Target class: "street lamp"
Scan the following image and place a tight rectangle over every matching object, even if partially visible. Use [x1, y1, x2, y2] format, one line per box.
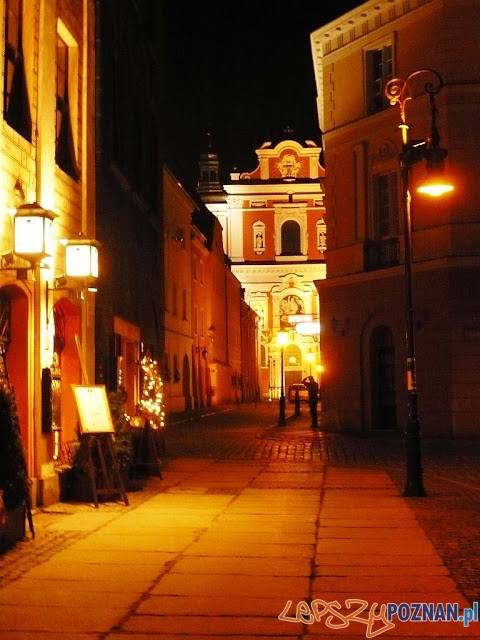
[385, 69, 453, 497]
[306, 350, 315, 376]
[277, 330, 288, 426]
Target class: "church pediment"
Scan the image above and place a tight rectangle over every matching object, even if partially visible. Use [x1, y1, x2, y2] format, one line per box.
[240, 139, 324, 181]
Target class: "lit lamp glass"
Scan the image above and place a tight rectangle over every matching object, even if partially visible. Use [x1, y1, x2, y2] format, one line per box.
[14, 204, 56, 265]
[417, 173, 454, 197]
[417, 148, 454, 197]
[65, 240, 99, 279]
[277, 330, 288, 347]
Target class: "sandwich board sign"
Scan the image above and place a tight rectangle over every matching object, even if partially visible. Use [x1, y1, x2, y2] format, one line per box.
[72, 385, 114, 434]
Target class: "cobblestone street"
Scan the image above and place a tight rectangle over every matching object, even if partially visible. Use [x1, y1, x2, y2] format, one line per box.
[2, 401, 480, 609]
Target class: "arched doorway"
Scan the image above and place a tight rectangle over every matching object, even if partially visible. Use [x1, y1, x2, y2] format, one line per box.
[370, 325, 397, 430]
[0, 285, 29, 464]
[51, 297, 81, 447]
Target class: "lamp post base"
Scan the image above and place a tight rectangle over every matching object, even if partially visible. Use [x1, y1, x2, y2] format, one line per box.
[278, 395, 286, 426]
[403, 418, 427, 497]
[294, 390, 300, 417]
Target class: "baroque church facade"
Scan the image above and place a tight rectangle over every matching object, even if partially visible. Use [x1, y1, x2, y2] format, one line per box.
[198, 133, 326, 401]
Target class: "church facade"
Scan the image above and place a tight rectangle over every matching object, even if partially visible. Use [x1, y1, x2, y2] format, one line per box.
[198, 135, 326, 401]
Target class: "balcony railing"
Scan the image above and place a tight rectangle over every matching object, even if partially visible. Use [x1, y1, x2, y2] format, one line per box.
[364, 237, 400, 271]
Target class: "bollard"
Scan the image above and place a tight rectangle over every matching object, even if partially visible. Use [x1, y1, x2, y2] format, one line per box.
[294, 388, 301, 416]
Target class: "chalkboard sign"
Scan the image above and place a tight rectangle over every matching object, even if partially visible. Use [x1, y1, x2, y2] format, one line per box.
[72, 385, 114, 434]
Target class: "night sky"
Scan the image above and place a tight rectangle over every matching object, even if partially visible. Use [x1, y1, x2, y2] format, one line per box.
[164, 1, 364, 190]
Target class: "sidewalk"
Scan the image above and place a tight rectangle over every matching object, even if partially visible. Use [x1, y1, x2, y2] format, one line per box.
[0, 404, 479, 638]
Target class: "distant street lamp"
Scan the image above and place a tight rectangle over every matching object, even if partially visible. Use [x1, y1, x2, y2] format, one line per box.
[385, 68, 453, 497]
[306, 350, 315, 376]
[277, 330, 288, 426]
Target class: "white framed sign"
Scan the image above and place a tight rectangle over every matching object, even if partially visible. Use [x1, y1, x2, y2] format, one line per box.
[72, 385, 114, 434]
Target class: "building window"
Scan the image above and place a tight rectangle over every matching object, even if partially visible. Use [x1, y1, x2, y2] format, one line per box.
[365, 43, 393, 115]
[56, 33, 79, 179]
[172, 282, 177, 316]
[182, 289, 187, 321]
[281, 220, 301, 256]
[4, 0, 31, 141]
[173, 355, 180, 382]
[373, 171, 399, 238]
[364, 171, 400, 271]
[260, 344, 267, 368]
[163, 352, 171, 382]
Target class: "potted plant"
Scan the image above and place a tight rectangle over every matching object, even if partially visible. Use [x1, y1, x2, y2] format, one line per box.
[0, 385, 31, 551]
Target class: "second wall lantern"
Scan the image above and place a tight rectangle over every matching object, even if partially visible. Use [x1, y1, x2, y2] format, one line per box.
[64, 237, 99, 280]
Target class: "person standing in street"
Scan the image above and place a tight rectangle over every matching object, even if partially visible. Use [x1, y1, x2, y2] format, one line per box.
[302, 375, 319, 429]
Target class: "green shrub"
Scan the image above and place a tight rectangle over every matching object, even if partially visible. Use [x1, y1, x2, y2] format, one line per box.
[0, 386, 30, 510]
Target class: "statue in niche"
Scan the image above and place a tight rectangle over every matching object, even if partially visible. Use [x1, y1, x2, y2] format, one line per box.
[255, 231, 264, 249]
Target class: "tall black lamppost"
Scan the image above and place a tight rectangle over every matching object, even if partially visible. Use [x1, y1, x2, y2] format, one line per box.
[385, 69, 453, 497]
[277, 330, 288, 426]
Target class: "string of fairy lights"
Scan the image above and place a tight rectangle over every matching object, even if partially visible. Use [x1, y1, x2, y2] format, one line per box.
[138, 356, 165, 429]
[118, 354, 166, 429]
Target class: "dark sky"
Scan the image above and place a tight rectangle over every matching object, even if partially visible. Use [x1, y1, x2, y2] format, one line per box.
[164, 1, 364, 189]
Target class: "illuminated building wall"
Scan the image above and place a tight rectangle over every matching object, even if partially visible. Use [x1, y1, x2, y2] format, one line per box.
[0, 0, 96, 505]
[311, 0, 480, 435]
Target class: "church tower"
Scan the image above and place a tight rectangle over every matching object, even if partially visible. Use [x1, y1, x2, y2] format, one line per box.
[197, 132, 226, 202]
[196, 132, 229, 249]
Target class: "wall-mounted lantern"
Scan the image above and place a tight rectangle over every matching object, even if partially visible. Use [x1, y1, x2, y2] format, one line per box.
[64, 238, 99, 280]
[13, 203, 56, 267]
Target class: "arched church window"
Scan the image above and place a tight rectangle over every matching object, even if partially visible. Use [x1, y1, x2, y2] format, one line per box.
[281, 220, 301, 255]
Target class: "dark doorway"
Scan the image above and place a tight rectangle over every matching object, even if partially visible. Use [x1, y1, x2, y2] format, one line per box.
[370, 325, 397, 430]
